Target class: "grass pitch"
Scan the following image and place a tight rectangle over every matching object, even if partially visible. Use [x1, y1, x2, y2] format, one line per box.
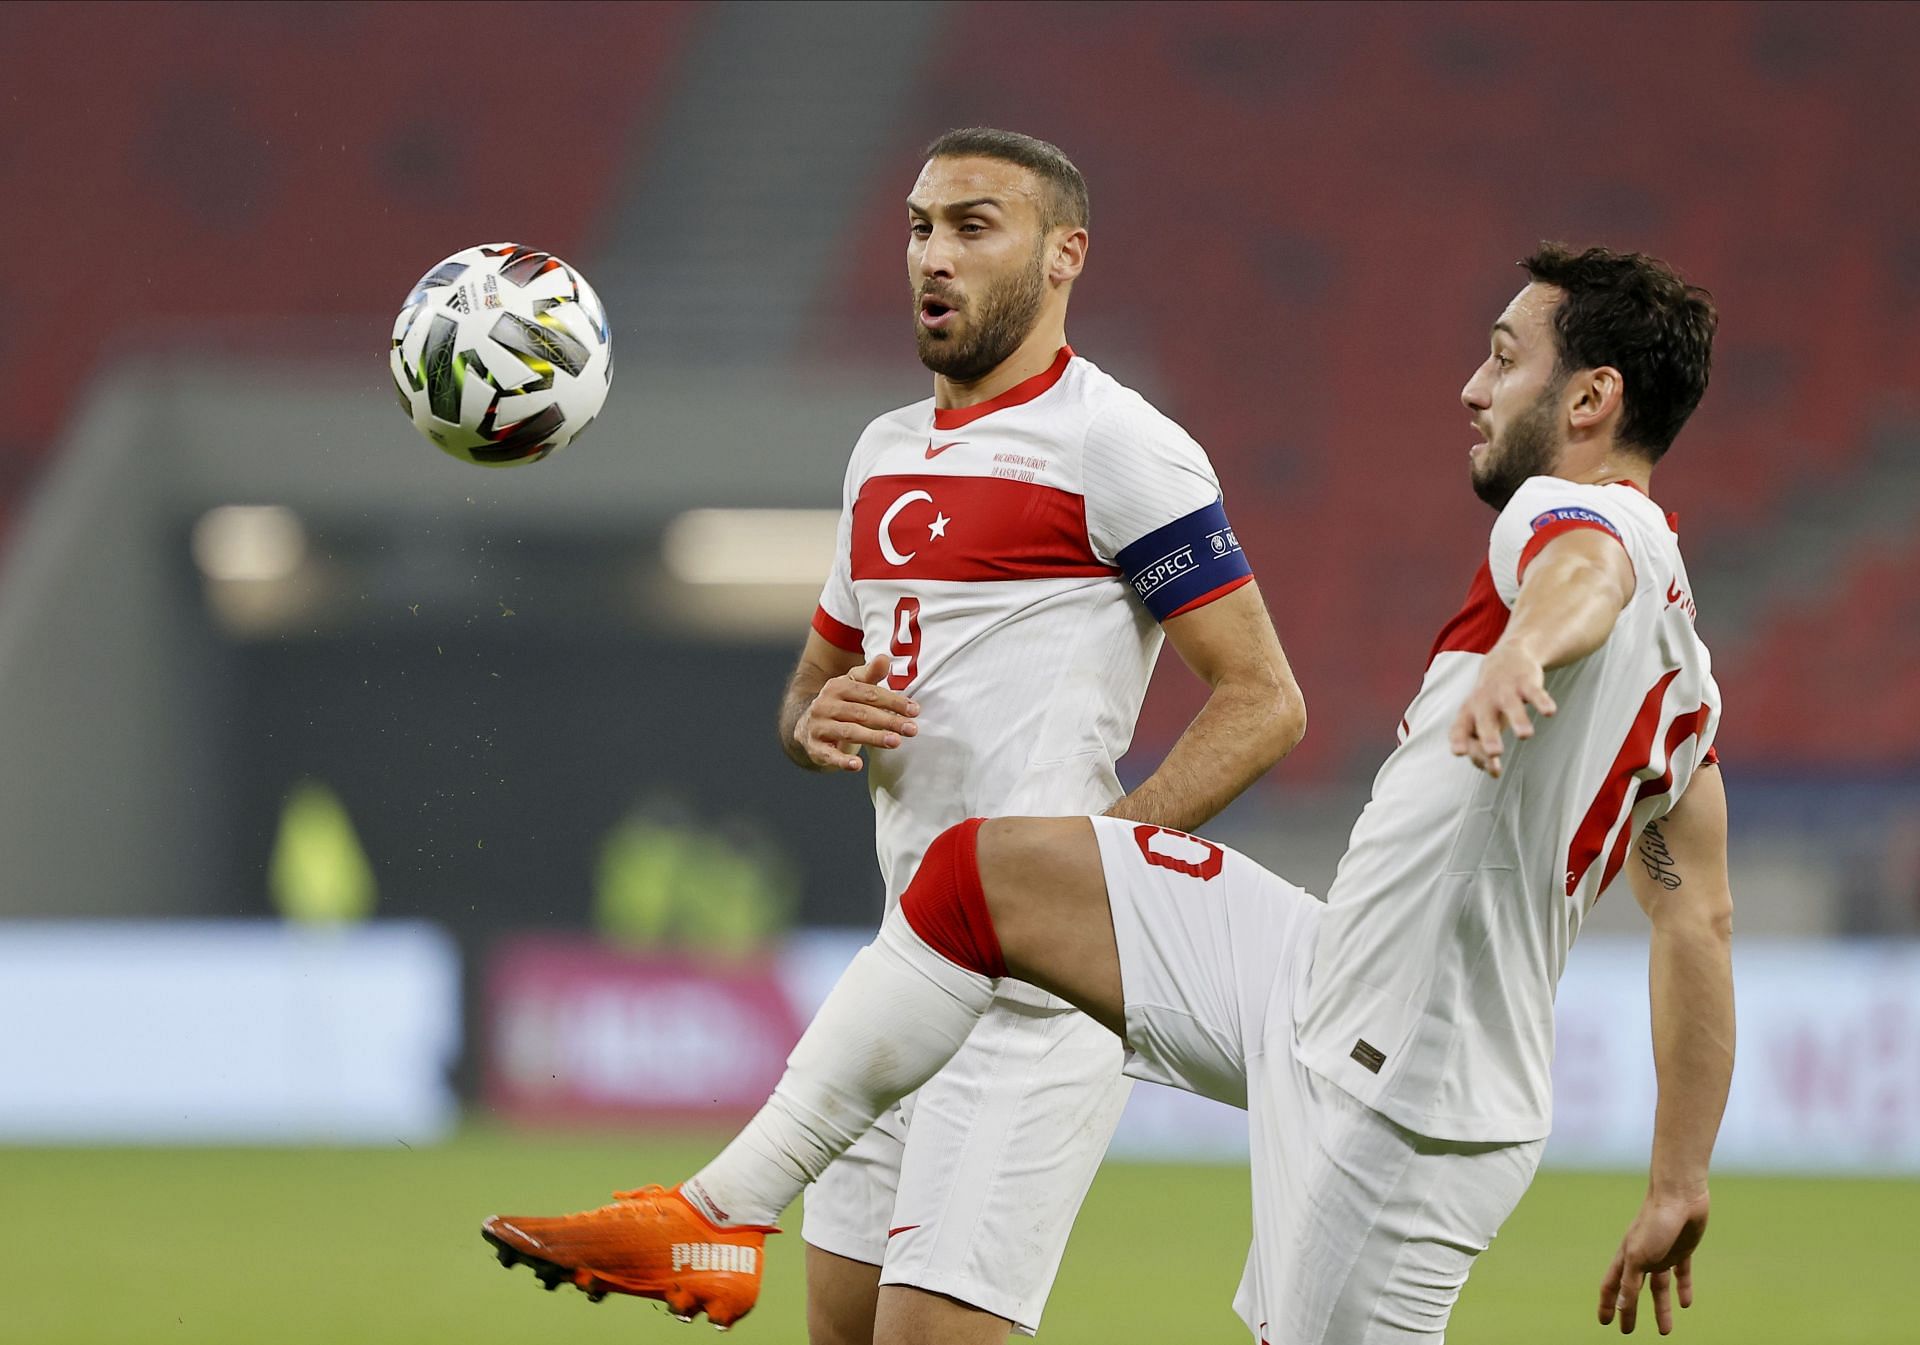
[3, 1126, 1912, 1344]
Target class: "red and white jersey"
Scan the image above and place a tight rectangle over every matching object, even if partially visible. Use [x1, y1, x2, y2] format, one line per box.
[813, 347, 1253, 907]
[1294, 475, 1721, 1143]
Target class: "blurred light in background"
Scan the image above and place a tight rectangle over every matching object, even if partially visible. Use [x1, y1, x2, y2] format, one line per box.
[192, 504, 329, 636]
[653, 508, 840, 639]
[661, 508, 838, 587]
[190, 504, 307, 583]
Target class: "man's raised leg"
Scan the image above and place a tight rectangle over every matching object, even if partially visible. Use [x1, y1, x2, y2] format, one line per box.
[479, 817, 1120, 1328]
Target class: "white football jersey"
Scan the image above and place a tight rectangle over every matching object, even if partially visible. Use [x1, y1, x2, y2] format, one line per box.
[813, 347, 1253, 915]
[1294, 475, 1721, 1143]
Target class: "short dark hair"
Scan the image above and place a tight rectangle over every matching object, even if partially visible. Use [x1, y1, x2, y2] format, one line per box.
[924, 127, 1089, 234]
[1520, 243, 1717, 461]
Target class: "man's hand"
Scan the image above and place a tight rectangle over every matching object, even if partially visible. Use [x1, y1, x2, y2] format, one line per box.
[1449, 526, 1635, 777]
[794, 654, 920, 772]
[1597, 1189, 1709, 1335]
[1448, 640, 1556, 778]
[1607, 771, 1732, 1336]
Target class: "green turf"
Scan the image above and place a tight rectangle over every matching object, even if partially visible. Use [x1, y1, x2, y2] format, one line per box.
[2, 1127, 1913, 1343]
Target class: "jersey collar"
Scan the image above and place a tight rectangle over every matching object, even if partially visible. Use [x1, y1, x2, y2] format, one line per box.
[1602, 478, 1679, 532]
[931, 345, 1074, 431]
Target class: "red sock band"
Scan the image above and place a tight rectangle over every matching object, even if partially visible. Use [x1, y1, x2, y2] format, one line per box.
[899, 817, 1005, 978]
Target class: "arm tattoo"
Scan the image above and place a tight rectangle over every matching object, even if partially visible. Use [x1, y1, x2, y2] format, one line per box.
[1638, 821, 1682, 890]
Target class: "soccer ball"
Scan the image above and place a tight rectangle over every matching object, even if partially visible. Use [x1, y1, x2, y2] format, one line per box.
[389, 243, 612, 467]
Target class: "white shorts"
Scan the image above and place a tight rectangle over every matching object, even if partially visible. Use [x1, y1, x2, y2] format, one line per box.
[801, 978, 1132, 1335]
[1094, 817, 1544, 1344]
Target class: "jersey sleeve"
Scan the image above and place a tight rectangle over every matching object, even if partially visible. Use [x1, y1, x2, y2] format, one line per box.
[811, 449, 864, 654]
[1083, 393, 1253, 622]
[1487, 478, 1636, 606]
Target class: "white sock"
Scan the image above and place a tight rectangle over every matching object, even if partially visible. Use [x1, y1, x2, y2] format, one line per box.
[681, 910, 995, 1227]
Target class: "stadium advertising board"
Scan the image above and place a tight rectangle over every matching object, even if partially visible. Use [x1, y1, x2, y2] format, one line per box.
[486, 933, 1920, 1174]
[1113, 937, 1920, 1173]
[1547, 938, 1920, 1172]
[0, 922, 459, 1143]
[484, 937, 804, 1123]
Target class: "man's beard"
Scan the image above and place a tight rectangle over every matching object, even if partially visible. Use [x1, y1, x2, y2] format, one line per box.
[913, 247, 1049, 382]
[1471, 380, 1565, 509]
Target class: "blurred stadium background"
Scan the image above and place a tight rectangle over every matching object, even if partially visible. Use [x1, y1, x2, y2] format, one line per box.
[3, 2, 1917, 1341]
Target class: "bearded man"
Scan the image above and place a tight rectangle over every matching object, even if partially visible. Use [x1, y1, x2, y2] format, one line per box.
[485, 127, 1304, 1345]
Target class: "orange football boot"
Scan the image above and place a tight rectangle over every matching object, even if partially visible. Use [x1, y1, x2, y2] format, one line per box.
[481, 1183, 776, 1328]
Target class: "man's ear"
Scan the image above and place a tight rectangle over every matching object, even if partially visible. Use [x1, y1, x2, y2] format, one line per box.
[1050, 226, 1088, 286]
[1567, 364, 1624, 434]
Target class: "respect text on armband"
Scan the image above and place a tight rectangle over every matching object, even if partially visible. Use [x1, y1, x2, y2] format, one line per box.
[1115, 502, 1251, 621]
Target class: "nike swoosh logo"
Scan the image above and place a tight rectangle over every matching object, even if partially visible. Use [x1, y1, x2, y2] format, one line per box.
[925, 440, 966, 459]
[887, 1224, 921, 1239]
[1666, 580, 1683, 603]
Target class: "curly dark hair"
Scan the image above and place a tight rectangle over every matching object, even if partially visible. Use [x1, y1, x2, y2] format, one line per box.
[1520, 243, 1717, 461]
[925, 127, 1089, 234]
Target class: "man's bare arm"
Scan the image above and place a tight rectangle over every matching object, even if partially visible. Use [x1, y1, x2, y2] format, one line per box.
[1599, 763, 1735, 1335]
[778, 632, 918, 772]
[1451, 528, 1637, 776]
[1104, 580, 1305, 832]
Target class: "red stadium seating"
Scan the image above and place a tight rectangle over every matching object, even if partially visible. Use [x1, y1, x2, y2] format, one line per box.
[826, 1, 1920, 774]
[1723, 538, 1920, 765]
[6, 3, 1915, 773]
[2, 2, 692, 470]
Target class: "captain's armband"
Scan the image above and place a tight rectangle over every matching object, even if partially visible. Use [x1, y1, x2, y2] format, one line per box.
[1114, 500, 1253, 622]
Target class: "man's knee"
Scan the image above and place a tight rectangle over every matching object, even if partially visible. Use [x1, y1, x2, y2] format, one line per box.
[899, 817, 1004, 978]
[977, 817, 1123, 1029]
[899, 815, 1117, 1024]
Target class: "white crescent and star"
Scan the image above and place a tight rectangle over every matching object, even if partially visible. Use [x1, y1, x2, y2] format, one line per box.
[878, 490, 954, 565]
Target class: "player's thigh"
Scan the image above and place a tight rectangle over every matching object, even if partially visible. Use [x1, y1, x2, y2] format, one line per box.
[805, 1244, 883, 1345]
[976, 816, 1123, 1032]
[1091, 815, 1317, 1109]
